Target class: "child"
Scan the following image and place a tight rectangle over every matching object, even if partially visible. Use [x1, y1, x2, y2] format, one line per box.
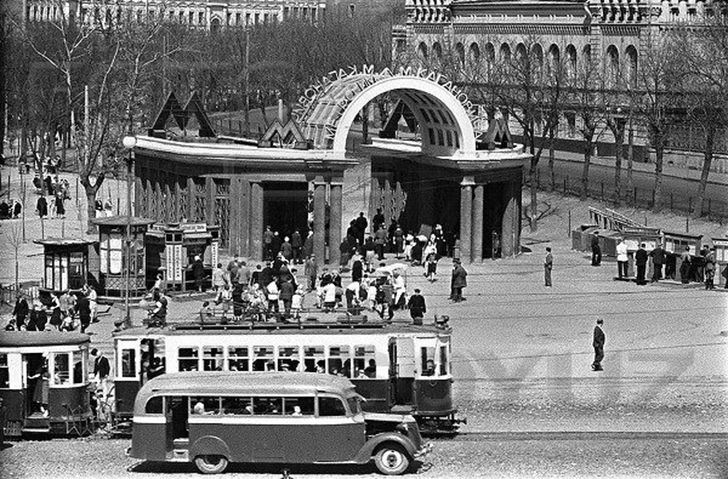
[425, 252, 438, 282]
[291, 286, 305, 321]
[199, 301, 214, 324]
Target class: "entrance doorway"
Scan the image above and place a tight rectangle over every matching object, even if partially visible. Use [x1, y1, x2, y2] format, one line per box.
[263, 183, 309, 240]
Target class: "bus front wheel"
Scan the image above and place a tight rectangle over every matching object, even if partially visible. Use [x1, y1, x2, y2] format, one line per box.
[374, 444, 410, 475]
[194, 455, 229, 474]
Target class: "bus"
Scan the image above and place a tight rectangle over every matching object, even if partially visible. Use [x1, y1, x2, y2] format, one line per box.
[0, 332, 93, 437]
[113, 318, 462, 434]
[128, 371, 432, 475]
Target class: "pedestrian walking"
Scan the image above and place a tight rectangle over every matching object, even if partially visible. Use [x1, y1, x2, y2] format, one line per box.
[450, 260, 468, 301]
[635, 243, 648, 285]
[36, 196, 48, 218]
[212, 263, 227, 291]
[291, 230, 302, 264]
[544, 247, 553, 287]
[592, 319, 605, 371]
[616, 239, 628, 279]
[191, 255, 205, 292]
[591, 235, 602, 266]
[407, 288, 426, 323]
[305, 254, 318, 292]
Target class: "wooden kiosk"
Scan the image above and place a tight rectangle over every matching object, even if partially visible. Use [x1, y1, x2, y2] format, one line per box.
[711, 237, 728, 287]
[621, 227, 662, 277]
[663, 231, 703, 282]
[33, 238, 96, 292]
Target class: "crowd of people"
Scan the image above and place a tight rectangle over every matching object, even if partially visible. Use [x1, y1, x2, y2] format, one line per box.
[5, 285, 99, 333]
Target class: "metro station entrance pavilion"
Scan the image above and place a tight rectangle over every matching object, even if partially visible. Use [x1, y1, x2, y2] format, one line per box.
[130, 67, 530, 264]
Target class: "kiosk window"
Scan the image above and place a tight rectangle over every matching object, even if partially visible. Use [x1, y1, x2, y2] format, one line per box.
[202, 346, 223, 371]
[253, 346, 274, 371]
[319, 397, 346, 416]
[228, 347, 249, 371]
[221, 397, 252, 415]
[53, 352, 70, 384]
[121, 349, 136, 377]
[146, 396, 163, 414]
[178, 347, 199, 371]
[304, 346, 325, 373]
[354, 345, 376, 379]
[0, 353, 8, 388]
[283, 397, 314, 416]
[277, 346, 299, 371]
[328, 346, 350, 377]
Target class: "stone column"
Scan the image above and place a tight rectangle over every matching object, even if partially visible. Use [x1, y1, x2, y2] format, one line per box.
[313, 179, 327, 263]
[329, 180, 343, 267]
[239, 179, 250, 258]
[459, 176, 474, 263]
[249, 181, 264, 261]
[501, 180, 518, 257]
[472, 184, 484, 262]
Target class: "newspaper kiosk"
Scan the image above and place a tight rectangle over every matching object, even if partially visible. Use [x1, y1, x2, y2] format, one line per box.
[663, 231, 703, 282]
[621, 227, 661, 277]
[711, 237, 728, 287]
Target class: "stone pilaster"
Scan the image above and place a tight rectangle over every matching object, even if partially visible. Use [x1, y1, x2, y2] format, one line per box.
[472, 184, 484, 262]
[249, 181, 263, 261]
[329, 180, 343, 266]
[459, 176, 474, 263]
[313, 178, 327, 263]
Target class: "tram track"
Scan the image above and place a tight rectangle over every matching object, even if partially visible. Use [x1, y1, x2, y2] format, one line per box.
[443, 431, 728, 442]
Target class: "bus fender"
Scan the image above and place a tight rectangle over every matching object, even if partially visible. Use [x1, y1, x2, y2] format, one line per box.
[189, 435, 232, 460]
[353, 432, 417, 463]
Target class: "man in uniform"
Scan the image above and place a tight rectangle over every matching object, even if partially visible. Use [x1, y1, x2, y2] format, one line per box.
[592, 319, 605, 371]
[407, 288, 426, 324]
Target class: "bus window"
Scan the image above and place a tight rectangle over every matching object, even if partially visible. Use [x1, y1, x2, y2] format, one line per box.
[120, 348, 136, 378]
[283, 397, 314, 416]
[319, 396, 346, 416]
[253, 397, 282, 415]
[228, 347, 249, 371]
[420, 347, 436, 377]
[277, 346, 299, 371]
[190, 396, 221, 415]
[328, 346, 350, 377]
[178, 347, 199, 371]
[252, 346, 274, 371]
[145, 396, 163, 414]
[221, 397, 252, 415]
[439, 345, 448, 376]
[53, 352, 70, 384]
[354, 345, 376, 379]
[202, 346, 224, 371]
[73, 350, 84, 384]
[0, 353, 9, 388]
[346, 396, 361, 415]
[304, 346, 324, 373]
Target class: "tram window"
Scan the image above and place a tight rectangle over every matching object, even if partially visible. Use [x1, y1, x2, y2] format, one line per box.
[121, 349, 136, 377]
[253, 397, 282, 415]
[145, 396, 163, 414]
[420, 347, 436, 377]
[190, 396, 221, 415]
[283, 397, 314, 416]
[439, 345, 448, 376]
[328, 346, 350, 377]
[252, 346, 274, 371]
[73, 350, 84, 384]
[277, 346, 300, 372]
[354, 345, 376, 379]
[221, 397, 252, 415]
[202, 346, 224, 371]
[319, 396, 346, 416]
[228, 347, 249, 371]
[0, 353, 8, 388]
[304, 345, 324, 373]
[53, 353, 70, 384]
[178, 347, 199, 371]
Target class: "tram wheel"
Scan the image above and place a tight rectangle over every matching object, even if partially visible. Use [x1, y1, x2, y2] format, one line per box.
[194, 455, 229, 474]
[374, 444, 410, 475]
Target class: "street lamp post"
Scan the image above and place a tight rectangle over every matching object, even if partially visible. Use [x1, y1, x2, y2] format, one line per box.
[122, 135, 137, 329]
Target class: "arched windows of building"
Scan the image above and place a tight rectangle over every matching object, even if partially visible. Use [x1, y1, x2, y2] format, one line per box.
[582, 44, 592, 74]
[625, 45, 638, 88]
[468, 42, 481, 67]
[565, 44, 577, 82]
[210, 16, 221, 33]
[418, 42, 429, 62]
[531, 43, 544, 79]
[432, 42, 443, 61]
[547, 44, 560, 82]
[606, 45, 620, 88]
[484, 43, 495, 80]
[455, 42, 465, 67]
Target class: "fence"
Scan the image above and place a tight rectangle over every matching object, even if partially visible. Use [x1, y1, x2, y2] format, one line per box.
[530, 169, 728, 224]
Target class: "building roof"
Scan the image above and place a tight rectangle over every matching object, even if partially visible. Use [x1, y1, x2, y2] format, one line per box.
[91, 215, 157, 227]
[33, 238, 96, 247]
[0, 331, 90, 348]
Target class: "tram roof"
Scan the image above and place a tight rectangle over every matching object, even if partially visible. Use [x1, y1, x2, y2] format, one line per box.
[115, 320, 450, 338]
[0, 331, 91, 348]
[137, 372, 356, 402]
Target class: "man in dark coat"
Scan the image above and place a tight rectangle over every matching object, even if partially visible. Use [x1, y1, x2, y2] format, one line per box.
[12, 294, 29, 330]
[302, 231, 314, 259]
[407, 288, 426, 322]
[304, 255, 318, 292]
[355, 212, 368, 252]
[279, 279, 295, 319]
[77, 293, 91, 333]
[649, 242, 666, 282]
[36, 196, 48, 218]
[635, 243, 648, 285]
[592, 319, 605, 371]
[191, 255, 205, 292]
[372, 208, 385, 234]
[450, 261, 467, 302]
[591, 235, 602, 266]
[290, 230, 303, 264]
[259, 262, 275, 289]
[374, 225, 388, 261]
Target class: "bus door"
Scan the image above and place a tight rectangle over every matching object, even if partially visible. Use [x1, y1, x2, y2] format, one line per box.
[388, 337, 415, 407]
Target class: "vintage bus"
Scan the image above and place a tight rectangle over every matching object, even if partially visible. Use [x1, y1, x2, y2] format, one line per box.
[129, 371, 431, 475]
[0, 332, 93, 437]
[113, 318, 461, 434]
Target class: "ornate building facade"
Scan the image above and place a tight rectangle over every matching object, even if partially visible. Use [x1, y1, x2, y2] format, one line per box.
[394, 0, 727, 161]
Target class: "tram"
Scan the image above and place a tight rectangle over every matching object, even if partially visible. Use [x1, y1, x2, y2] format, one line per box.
[112, 316, 463, 434]
[0, 332, 94, 437]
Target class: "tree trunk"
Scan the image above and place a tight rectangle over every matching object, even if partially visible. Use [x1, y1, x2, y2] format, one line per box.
[85, 187, 99, 235]
[548, 125, 555, 192]
[652, 142, 664, 212]
[580, 133, 594, 201]
[530, 156, 538, 232]
[612, 121, 625, 207]
[626, 125, 634, 206]
[694, 124, 714, 218]
[362, 102, 369, 145]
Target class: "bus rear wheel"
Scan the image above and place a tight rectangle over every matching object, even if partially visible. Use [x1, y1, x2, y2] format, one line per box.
[374, 444, 410, 475]
[194, 455, 229, 474]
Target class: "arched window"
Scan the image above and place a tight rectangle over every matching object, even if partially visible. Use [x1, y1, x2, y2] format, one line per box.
[625, 45, 638, 87]
[606, 45, 619, 87]
[531, 44, 544, 79]
[547, 44, 560, 82]
[500, 43, 511, 62]
[455, 42, 465, 67]
[468, 42, 480, 66]
[395, 39, 407, 60]
[582, 45, 592, 73]
[210, 16, 221, 33]
[418, 42, 428, 61]
[432, 42, 443, 61]
[484, 43, 495, 80]
[565, 44, 577, 82]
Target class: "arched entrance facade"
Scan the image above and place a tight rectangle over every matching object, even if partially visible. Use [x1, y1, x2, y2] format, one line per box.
[130, 69, 529, 265]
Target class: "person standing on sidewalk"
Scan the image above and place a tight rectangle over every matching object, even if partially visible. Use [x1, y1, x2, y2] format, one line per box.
[590, 235, 602, 266]
[544, 247, 553, 287]
[635, 243, 648, 285]
[592, 318, 605, 372]
[616, 239, 629, 279]
[704, 246, 716, 290]
[450, 260, 468, 301]
[649, 242, 666, 282]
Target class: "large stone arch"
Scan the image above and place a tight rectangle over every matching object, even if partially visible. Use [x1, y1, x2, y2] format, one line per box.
[295, 69, 477, 157]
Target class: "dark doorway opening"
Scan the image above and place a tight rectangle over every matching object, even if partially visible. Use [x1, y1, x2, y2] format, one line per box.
[481, 182, 506, 259]
[263, 182, 309, 240]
